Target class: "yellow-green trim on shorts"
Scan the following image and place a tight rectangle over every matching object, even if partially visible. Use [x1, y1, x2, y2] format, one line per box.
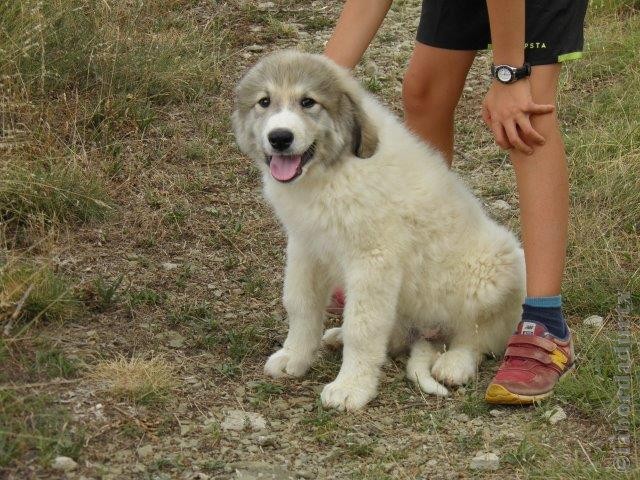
[558, 51, 583, 62]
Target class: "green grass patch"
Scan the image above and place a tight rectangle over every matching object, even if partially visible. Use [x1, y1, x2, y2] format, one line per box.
[0, 161, 110, 230]
[560, 8, 640, 315]
[250, 381, 284, 404]
[0, 390, 84, 468]
[32, 349, 78, 379]
[555, 326, 639, 426]
[0, 0, 228, 102]
[0, 261, 80, 325]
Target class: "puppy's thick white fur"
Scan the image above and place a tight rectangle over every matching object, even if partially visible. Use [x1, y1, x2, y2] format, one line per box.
[233, 51, 525, 411]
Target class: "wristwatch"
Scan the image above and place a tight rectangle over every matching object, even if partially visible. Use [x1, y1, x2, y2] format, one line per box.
[490, 63, 531, 84]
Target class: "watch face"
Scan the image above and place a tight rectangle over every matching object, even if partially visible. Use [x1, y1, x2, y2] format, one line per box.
[497, 67, 513, 83]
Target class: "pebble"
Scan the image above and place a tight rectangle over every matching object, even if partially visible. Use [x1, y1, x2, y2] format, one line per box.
[257, 1, 275, 10]
[469, 452, 500, 470]
[489, 409, 503, 418]
[184, 473, 210, 480]
[232, 461, 294, 480]
[137, 444, 154, 459]
[180, 423, 194, 436]
[51, 456, 78, 471]
[455, 413, 470, 422]
[222, 409, 267, 431]
[583, 314, 604, 328]
[161, 262, 180, 270]
[491, 199, 511, 211]
[166, 331, 185, 348]
[254, 434, 277, 447]
[247, 44, 265, 53]
[544, 406, 567, 425]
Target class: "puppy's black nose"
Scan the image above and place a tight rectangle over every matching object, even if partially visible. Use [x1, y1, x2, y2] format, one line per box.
[268, 128, 294, 151]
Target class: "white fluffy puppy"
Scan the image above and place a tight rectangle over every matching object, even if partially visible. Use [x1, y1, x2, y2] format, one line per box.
[232, 50, 525, 411]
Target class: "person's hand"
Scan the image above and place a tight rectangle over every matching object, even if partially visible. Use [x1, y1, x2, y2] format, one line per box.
[481, 79, 555, 155]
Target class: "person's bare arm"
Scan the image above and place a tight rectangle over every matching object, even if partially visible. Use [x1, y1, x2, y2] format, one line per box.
[482, 0, 555, 154]
[324, 0, 393, 69]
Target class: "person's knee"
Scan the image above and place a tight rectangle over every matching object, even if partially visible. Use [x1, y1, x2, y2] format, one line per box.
[402, 71, 432, 114]
[530, 109, 560, 134]
[402, 70, 457, 117]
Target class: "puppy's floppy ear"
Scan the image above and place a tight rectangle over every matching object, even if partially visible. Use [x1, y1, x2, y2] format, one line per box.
[231, 109, 250, 155]
[339, 79, 379, 158]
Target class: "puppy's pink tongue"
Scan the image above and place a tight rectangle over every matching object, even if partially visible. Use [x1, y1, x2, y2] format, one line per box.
[270, 154, 302, 182]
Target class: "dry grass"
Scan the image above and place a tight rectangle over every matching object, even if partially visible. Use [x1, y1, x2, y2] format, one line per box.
[90, 355, 177, 405]
[0, 0, 637, 477]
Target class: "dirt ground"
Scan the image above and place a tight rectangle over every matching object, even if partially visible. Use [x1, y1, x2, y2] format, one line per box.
[2, 1, 637, 479]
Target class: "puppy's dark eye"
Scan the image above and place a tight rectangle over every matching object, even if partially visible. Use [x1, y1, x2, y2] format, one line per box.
[300, 97, 316, 109]
[258, 97, 270, 108]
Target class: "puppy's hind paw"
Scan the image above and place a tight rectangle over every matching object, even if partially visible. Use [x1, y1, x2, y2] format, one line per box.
[431, 349, 478, 386]
[264, 348, 312, 378]
[322, 327, 343, 350]
[406, 369, 449, 397]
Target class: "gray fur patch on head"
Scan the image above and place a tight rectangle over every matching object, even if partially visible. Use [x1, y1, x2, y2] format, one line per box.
[232, 50, 379, 171]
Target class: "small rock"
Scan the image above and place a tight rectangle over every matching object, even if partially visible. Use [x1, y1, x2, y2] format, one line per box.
[222, 409, 267, 431]
[180, 423, 194, 436]
[489, 409, 503, 418]
[137, 444, 154, 460]
[544, 406, 567, 425]
[254, 434, 276, 447]
[470, 452, 500, 471]
[373, 445, 386, 456]
[491, 199, 511, 211]
[363, 60, 380, 77]
[380, 416, 394, 426]
[426, 459, 438, 467]
[166, 332, 185, 348]
[583, 315, 604, 328]
[257, 2, 275, 10]
[52, 456, 77, 471]
[161, 262, 180, 270]
[247, 44, 265, 53]
[455, 413, 470, 422]
[184, 473, 210, 480]
[464, 86, 473, 93]
[233, 462, 293, 480]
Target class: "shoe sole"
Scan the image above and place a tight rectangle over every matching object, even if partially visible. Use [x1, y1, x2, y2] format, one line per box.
[484, 364, 575, 405]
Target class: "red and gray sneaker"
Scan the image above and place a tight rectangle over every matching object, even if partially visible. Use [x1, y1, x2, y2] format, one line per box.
[485, 320, 575, 405]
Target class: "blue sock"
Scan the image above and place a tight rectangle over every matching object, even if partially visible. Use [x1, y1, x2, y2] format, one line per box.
[522, 295, 568, 339]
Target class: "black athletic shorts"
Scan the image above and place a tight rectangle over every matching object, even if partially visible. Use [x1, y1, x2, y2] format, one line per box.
[416, 0, 588, 65]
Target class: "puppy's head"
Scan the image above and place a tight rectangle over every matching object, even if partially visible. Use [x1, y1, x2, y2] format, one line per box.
[232, 50, 378, 184]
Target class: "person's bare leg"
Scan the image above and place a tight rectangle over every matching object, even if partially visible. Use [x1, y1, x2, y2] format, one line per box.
[402, 43, 476, 164]
[510, 65, 567, 296]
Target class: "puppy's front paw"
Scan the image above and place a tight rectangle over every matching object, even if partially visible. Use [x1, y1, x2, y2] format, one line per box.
[431, 349, 477, 385]
[320, 375, 378, 411]
[264, 348, 313, 378]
